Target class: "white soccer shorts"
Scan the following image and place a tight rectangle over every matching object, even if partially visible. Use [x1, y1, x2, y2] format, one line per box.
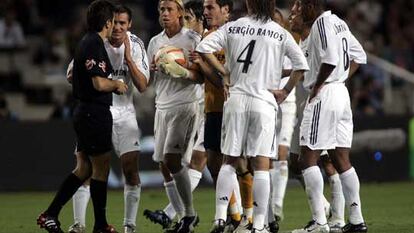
[111, 106, 141, 157]
[153, 102, 198, 163]
[278, 100, 297, 147]
[221, 94, 278, 158]
[300, 83, 353, 150]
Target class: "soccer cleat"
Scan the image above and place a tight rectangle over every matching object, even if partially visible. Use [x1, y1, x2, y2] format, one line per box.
[36, 212, 64, 233]
[123, 225, 136, 233]
[342, 222, 367, 233]
[177, 214, 199, 233]
[291, 220, 330, 233]
[210, 219, 226, 233]
[252, 227, 270, 233]
[143, 209, 172, 229]
[233, 216, 252, 233]
[164, 222, 180, 233]
[268, 220, 280, 233]
[328, 220, 345, 233]
[224, 217, 240, 233]
[68, 222, 86, 233]
[92, 224, 118, 233]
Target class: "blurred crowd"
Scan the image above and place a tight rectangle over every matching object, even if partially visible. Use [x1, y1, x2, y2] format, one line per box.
[0, 0, 413, 121]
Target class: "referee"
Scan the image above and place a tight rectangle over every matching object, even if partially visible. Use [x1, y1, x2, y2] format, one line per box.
[36, 1, 127, 233]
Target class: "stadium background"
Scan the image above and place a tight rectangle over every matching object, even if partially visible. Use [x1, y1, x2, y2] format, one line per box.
[0, 0, 413, 232]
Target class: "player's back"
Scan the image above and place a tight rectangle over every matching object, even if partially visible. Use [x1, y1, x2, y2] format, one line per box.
[223, 17, 303, 106]
[304, 11, 364, 89]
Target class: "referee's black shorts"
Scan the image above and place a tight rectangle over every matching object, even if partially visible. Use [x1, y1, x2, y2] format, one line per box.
[73, 103, 112, 155]
[204, 112, 223, 152]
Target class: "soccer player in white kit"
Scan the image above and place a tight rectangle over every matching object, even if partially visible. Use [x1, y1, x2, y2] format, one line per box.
[293, 0, 368, 232]
[196, 0, 308, 232]
[67, 5, 150, 233]
[147, 0, 202, 232]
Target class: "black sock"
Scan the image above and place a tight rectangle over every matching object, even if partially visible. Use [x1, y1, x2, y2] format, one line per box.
[90, 179, 108, 229]
[46, 173, 83, 217]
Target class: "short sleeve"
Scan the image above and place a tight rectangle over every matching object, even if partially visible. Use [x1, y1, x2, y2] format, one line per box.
[83, 39, 112, 78]
[130, 34, 150, 81]
[196, 24, 228, 53]
[313, 17, 339, 66]
[349, 33, 367, 64]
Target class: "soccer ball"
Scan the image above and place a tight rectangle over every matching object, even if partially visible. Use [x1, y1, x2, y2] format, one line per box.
[155, 45, 187, 67]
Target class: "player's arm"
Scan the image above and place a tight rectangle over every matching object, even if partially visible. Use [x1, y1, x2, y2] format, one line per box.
[124, 36, 149, 93]
[348, 33, 367, 78]
[273, 32, 309, 103]
[189, 51, 222, 87]
[92, 76, 128, 94]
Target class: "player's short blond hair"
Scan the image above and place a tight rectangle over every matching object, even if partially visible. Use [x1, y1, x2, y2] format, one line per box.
[158, 0, 185, 26]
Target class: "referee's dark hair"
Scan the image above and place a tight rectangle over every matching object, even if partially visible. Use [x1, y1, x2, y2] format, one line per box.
[115, 4, 133, 22]
[87, 0, 116, 32]
[217, 0, 233, 12]
[247, 0, 275, 22]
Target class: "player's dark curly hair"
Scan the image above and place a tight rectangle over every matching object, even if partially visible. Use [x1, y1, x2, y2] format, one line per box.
[247, 0, 275, 22]
[184, 0, 204, 22]
[87, 0, 115, 32]
[115, 4, 133, 22]
[216, 0, 233, 12]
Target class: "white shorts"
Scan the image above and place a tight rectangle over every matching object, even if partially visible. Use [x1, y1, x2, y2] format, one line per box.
[221, 94, 278, 158]
[153, 102, 198, 163]
[278, 100, 297, 147]
[111, 106, 141, 157]
[300, 83, 353, 150]
[193, 106, 205, 152]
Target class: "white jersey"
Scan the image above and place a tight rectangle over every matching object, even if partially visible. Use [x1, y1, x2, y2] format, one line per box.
[196, 16, 308, 108]
[147, 27, 201, 109]
[303, 11, 367, 90]
[105, 31, 150, 108]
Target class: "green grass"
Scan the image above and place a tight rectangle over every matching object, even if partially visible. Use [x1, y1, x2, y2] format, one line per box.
[1, 182, 413, 233]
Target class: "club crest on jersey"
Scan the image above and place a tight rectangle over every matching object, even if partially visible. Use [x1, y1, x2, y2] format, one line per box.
[99, 61, 107, 72]
[85, 59, 96, 70]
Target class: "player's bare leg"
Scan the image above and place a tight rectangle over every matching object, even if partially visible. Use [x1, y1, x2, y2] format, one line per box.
[322, 153, 345, 232]
[329, 148, 367, 233]
[121, 151, 141, 232]
[207, 149, 224, 186]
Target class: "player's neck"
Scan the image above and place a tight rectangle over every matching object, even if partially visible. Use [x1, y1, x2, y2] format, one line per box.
[109, 38, 123, 48]
[301, 28, 310, 40]
[98, 29, 108, 41]
[165, 24, 182, 38]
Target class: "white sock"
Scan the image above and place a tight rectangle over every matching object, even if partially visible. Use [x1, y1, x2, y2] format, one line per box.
[172, 167, 195, 216]
[72, 185, 90, 226]
[123, 184, 141, 227]
[303, 166, 327, 225]
[234, 178, 242, 214]
[164, 180, 184, 220]
[328, 174, 345, 224]
[188, 168, 202, 192]
[267, 186, 275, 223]
[215, 164, 237, 221]
[340, 167, 364, 224]
[252, 171, 270, 230]
[271, 161, 288, 219]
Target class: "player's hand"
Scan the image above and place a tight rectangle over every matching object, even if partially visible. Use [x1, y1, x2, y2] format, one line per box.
[124, 36, 133, 62]
[114, 80, 128, 95]
[188, 50, 202, 64]
[270, 89, 289, 104]
[309, 84, 323, 103]
[222, 74, 231, 101]
[150, 56, 158, 72]
[160, 60, 191, 79]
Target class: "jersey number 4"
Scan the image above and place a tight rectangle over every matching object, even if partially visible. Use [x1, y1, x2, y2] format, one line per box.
[237, 40, 256, 73]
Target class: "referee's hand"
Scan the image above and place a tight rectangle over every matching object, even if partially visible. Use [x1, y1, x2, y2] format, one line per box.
[114, 80, 128, 95]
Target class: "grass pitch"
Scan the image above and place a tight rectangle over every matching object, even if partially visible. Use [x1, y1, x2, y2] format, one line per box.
[1, 182, 413, 233]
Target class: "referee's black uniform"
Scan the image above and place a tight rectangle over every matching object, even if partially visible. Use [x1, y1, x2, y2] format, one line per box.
[72, 32, 113, 155]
